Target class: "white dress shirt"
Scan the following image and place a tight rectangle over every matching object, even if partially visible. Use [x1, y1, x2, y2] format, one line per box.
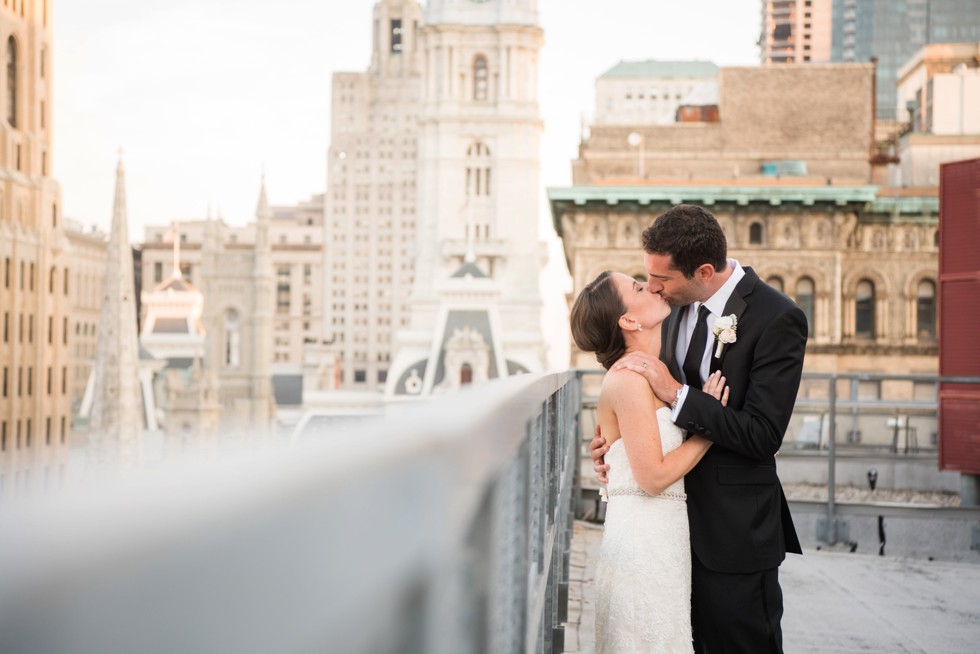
[670, 260, 745, 421]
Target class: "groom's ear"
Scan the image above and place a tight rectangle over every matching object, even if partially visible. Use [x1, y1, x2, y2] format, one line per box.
[696, 263, 716, 282]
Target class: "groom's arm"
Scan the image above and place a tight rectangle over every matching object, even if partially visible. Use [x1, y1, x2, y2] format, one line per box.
[675, 306, 807, 460]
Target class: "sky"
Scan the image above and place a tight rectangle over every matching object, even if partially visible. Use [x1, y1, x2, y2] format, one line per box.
[54, 0, 760, 232]
[53, 0, 761, 369]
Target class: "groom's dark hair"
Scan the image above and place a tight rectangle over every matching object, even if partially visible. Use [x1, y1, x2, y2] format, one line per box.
[641, 204, 727, 278]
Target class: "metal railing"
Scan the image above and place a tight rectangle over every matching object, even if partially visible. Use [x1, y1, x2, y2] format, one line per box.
[794, 373, 980, 545]
[0, 372, 581, 654]
[575, 370, 980, 553]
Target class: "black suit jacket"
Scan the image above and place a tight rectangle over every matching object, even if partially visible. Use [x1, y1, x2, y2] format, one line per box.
[662, 267, 805, 573]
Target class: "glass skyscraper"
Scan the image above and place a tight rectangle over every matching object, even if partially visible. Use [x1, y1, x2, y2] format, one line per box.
[831, 0, 980, 118]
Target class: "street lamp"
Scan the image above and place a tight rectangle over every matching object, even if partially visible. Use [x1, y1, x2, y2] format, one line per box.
[627, 132, 645, 179]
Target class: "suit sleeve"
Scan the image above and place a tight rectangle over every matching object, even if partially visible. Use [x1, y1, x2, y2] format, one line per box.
[675, 304, 808, 460]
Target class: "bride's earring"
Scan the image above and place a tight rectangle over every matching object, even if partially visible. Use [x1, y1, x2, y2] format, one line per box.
[637, 322, 643, 332]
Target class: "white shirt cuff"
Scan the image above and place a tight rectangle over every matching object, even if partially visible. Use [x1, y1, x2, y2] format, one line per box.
[670, 384, 690, 422]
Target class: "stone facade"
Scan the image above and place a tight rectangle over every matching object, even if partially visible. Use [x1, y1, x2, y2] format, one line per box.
[64, 220, 106, 417]
[0, 1, 72, 485]
[574, 64, 875, 185]
[137, 182, 280, 436]
[552, 62, 938, 380]
[592, 60, 719, 126]
[551, 186, 939, 377]
[385, 0, 548, 396]
[140, 196, 324, 372]
[324, 0, 422, 391]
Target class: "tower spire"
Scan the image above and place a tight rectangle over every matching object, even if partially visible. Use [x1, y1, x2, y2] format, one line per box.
[90, 151, 144, 469]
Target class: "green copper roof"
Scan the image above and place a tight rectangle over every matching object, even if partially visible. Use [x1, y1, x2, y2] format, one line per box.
[547, 184, 879, 207]
[599, 60, 719, 79]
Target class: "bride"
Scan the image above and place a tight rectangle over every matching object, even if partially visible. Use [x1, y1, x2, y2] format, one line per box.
[569, 270, 728, 654]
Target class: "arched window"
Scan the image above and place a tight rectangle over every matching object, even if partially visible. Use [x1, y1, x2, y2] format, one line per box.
[6, 36, 17, 127]
[766, 276, 784, 293]
[224, 310, 241, 368]
[795, 277, 815, 337]
[49, 266, 56, 293]
[916, 279, 936, 340]
[855, 280, 875, 339]
[473, 55, 488, 101]
[460, 363, 473, 385]
[749, 222, 764, 245]
[465, 141, 492, 197]
[934, 230, 940, 247]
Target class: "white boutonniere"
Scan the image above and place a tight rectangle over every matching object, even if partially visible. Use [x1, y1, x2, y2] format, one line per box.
[712, 314, 738, 358]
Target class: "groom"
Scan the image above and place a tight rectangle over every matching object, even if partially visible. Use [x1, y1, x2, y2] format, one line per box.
[591, 204, 806, 653]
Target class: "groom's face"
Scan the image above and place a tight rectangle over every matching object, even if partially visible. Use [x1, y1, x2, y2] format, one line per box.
[643, 252, 703, 307]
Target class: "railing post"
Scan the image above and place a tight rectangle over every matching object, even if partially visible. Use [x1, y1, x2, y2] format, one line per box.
[820, 373, 839, 544]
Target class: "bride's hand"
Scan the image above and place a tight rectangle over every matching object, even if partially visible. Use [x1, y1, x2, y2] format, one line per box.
[702, 370, 730, 406]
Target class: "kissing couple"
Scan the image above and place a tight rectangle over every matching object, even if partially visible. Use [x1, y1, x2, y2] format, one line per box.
[570, 204, 806, 653]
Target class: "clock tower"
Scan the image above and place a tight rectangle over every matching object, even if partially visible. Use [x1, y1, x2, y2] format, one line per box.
[385, 0, 547, 396]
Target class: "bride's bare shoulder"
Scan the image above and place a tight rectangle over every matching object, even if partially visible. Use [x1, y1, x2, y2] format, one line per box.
[600, 366, 656, 400]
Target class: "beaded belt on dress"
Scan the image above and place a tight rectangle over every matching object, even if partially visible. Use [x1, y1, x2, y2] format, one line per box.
[600, 487, 687, 502]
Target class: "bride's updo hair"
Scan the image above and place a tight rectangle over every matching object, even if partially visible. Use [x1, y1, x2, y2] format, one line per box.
[570, 270, 628, 370]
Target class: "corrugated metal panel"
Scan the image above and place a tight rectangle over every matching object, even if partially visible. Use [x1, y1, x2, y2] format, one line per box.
[938, 158, 980, 474]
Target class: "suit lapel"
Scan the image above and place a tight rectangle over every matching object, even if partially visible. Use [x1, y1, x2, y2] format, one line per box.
[709, 268, 757, 374]
[662, 304, 687, 379]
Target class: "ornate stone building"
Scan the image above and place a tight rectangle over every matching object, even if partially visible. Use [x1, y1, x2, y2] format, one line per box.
[136, 180, 279, 437]
[550, 184, 938, 375]
[385, 0, 548, 396]
[325, 0, 423, 391]
[0, 1, 72, 486]
[551, 62, 939, 377]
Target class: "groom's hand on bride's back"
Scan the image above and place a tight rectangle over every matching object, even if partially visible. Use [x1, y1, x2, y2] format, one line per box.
[590, 423, 610, 484]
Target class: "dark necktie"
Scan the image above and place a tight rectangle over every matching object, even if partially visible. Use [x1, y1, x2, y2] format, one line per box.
[682, 305, 710, 390]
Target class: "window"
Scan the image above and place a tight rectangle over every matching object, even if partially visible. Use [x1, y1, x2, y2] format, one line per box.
[6, 36, 16, 127]
[3, 312, 7, 342]
[916, 280, 936, 340]
[767, 276, 784, 293]
[466, 141, 492, 198]
[473, 55, 488, 101]
[855, 280, 875, 339]
[225, 310, 241, 368]
[460, 363, 473, 385]
[749, 222, 764, 245]
[154, 262, 163, 283]
[795, 277, 815, 337]
[49, 266, 55, 292]
[354, 369, 367, 383]
[63, 267, 68, 295]
[390, 19, 403, 54]
[276, 265, 291, 313]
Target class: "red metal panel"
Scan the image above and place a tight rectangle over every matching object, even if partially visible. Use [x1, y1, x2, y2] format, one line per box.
[938, 158, 980, 474]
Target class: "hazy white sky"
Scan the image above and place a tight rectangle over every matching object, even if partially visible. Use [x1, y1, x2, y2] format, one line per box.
[53, 0, 760, 234]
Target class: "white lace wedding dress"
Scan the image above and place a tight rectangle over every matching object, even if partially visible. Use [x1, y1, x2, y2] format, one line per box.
[595, 406, 693, 653]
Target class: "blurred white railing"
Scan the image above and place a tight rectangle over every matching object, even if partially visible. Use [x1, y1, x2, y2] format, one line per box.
[0, 372, 580, 654]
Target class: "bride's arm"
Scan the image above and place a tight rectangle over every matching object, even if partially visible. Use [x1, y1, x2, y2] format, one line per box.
[607, 371, 711, 497]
